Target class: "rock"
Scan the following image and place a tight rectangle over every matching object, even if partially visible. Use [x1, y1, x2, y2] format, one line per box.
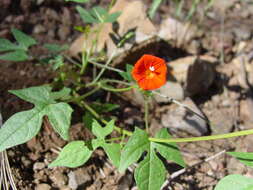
[169, 56, 216, 96]
[68, 168, 91, 190]
[50, 170, 68, 188]
[36, 183, 51, 190]
[233, 27, 252, 41]
[186, 58, 215, 96]
[161, 98, 209, 136]
[158, 17, 197, 48]
[153, 81, 184, 103]
[33, 162, 46, 171]
[240, 98, 253, 125]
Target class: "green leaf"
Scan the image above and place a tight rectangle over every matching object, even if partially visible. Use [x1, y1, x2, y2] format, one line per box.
[102, 143, 121, 168]
[153, 128, 185, 167]
[50, 87, 71, 101]
[76, 6, 99, 24]
[119, 64, 133, 82]
[9, 85, 55, 106]
[65, 0, 89, 3]
[44, 43, 68, 53]
[0, 107, 43, 152]
[119, 128, 149, 172]
[11, 28, 36, 49]
[91, 119, 114, 139]
[91, 6, 108, 22]
[134, 149, 166, 190]
[148, 0, 163, 19]
[49, 55, 64, 70]
[83, 112, 93, 131]
[45, 103, 73, 140]
[0, 39, 21, 52]
[214, 174, 253, 190]
[49, 141, 92, 168]
[8, 86, 73, 142]
[105, 12, 121, 23]
[91, 102, 119, 113]
[0, 50, 28, 61]
[227, 152, 253, 167]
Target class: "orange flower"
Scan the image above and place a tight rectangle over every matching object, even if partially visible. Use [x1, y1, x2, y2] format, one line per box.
[132, 54, 167, 90]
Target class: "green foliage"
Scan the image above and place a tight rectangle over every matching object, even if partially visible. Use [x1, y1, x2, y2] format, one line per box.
[119, 128, 185, 190]
[49, 141, 93, 168]
[227, 152, 253, 167]
[49, 55, 65, 70]
[91, 119, 114, 139]
[0, 50, 28, 62]
[50, 119, 120, 168]
[153, 128, 186, 167]
[76, 5, 121, 24]
[0, 107, 43, 152]
[215, 174, 253, 190]
[44, 44, 68, 53]
[119, 64, 134, 82]
[119, 128, 150, 172]
[11, 28, 37, 50]
[91, 102, 119, 114]
[0, 86, 73, 152]
[134, 149, 166, 190]
[0, 28, 36, 61]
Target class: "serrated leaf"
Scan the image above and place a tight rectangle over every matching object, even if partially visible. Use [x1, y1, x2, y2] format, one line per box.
[0, 50, 28, 61]
[45, 103, 73, 140]
[0, 107, 43, 152]
[102, 143, 121, 168]
[91, 119, 114, 139]
[11, 28, 36, 49]
[227, 152, 253, 167]
[9, 86, 55, 106]
[105, 12, 121, 23]
[76, 6, 99, 24]
[65, 0, 89, 3]
[44, 43, 68, 53]
[214, 174, 253, 190]
[134, 149, 166, 190]
[153, 128, 185, 167]
[49, 141, 92, 168]
[119, 128, 149, 172]
[0, 39, 22, 52]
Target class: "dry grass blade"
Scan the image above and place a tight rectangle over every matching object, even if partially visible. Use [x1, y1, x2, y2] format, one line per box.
[0, 112, 17, 190]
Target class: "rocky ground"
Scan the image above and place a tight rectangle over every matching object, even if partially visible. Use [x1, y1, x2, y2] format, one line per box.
[1, 0, 253, 189]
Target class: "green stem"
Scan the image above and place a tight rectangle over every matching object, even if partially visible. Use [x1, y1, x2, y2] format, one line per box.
[149, 129, 253, 143]
[68, 87, 100, 103]
[77, 94, 253, 144]
[89, 60, 124, 73]
[100, 84, 134, 92]
[144, 96, 149, 132]
[80, 50, 90, 75]
[91, 50, 116, 85]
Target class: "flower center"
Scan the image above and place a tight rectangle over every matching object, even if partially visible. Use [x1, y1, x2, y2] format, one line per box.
[149, 66, 155, 71]
[145, 69, 155, 79]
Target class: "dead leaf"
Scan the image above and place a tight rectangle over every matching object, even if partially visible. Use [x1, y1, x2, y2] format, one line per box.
[69, 0, 156, 58]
